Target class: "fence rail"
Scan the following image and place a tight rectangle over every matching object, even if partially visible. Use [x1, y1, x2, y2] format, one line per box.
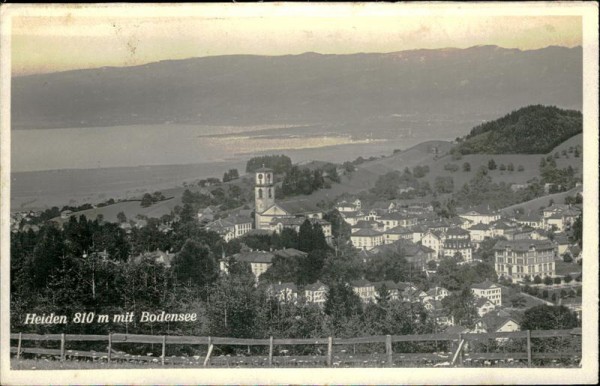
[10, 328, 582, 368]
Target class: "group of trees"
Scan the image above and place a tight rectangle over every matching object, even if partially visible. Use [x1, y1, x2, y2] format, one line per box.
[453, 167, 549, 209]
[539, 156, 579, 193]
[371, 169, 433, 200]
[454, 105, 583, 155]
[246, 155, 292, 174]
[140, 191, 166, 207]
[280, 166, 327, 196]
[222, 168, 239, 182]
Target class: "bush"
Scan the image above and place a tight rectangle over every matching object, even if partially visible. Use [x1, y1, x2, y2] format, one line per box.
[444, 163, 460, 172]
[462, 162, 471, 172]
[563, 274, 573, 283]
[543, 276, 553, 286]
[533, 275, 542, 284]
[553, 277, 562, 285]
[488, 159, 497, 170]
[517, 165, 525, 172]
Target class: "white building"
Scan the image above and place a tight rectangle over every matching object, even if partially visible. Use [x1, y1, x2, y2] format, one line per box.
[471, 279, 502, 306]
[351, 228, 384, 251]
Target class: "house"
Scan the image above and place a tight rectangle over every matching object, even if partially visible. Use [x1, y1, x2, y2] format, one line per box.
[468, 223, 492, 243]
[225, 250, 276, 282]
[368, 239, 434, 270]
[471, 279, 502, 306]
[474, 297, 496, 317]
[206, 216, 253, 242]
[421, 230, 445, 259]
[351, 219, 384, 233]
[351, 228, 384, 251]
[131, 249, 175, 268]
[266, 282, 298, 304]
[443, 227, 472, 261]
[335, 199, 361, 213]
[472, 312, 521, 334]
[383, 225, 413, 244]
[494, 239, 556, 282]
[197, 206, 216, 223]
[514, 213, 544, 229]
[553, 233, 571, 255]
[458, 206, 501, 225]
[546, 213, 565, 232]
[304, 281, 329, 306]
[379, 212, 418, 231]
[339, 210, 366, 226]
[374, 281, 401, 301]
[351, 280, 376, 303]
[424, 287, 449, 302]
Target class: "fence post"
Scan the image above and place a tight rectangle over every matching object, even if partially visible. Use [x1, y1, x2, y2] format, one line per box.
[386, 335, 393, 366]
[17, 333, 21, 359]
[17, 333, 22, 360]
[60, 333, 65, 361]
[526, 330, 532, 367]
[457, 333, 463, 366]
[204, 337, 213, 367]
[107, 333, 112, 363]
[161, 335, 166, 365]
[327, 336, 333, 367]
[268, 336, 274, 367]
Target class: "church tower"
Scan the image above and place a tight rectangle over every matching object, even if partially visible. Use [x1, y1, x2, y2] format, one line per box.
[254, 167, 275, 227]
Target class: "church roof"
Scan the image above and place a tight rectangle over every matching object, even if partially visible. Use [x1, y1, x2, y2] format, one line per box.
[277, 199, 322, 215]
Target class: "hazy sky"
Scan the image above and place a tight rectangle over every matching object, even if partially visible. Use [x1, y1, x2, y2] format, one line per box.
[9, 4, 583, 76]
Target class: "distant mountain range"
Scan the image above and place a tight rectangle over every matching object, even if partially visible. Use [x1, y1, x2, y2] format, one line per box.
[12, 45, 582, 130]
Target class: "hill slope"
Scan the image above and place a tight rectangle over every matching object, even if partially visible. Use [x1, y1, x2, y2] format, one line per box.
[12, 46, 582, 131]
[454, 105, 582, 154]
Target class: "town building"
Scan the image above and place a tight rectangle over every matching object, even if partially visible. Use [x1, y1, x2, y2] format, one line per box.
[493, 239, 557, 282]
[304, 281, 329, 307]
[266, 282, 298, 304]
[471, 279, 502, 306]
[458, 206, 501, 225]
[351, 280, 377, 303]
[350, 228, 384, 251]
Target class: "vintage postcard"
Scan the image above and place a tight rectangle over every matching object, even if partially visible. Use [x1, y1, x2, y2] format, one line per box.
[1, 2, 598, 385]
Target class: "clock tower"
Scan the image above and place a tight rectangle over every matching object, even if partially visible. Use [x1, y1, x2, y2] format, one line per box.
[255, 167, 275, 226]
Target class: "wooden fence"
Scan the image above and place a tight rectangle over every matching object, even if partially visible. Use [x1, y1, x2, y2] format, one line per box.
[10, 328, 582, 368]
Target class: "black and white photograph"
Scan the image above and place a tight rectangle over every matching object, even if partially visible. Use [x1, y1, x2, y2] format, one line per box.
[1, 3, 598, 385]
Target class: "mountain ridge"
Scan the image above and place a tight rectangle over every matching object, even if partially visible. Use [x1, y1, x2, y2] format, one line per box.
[12, 45, 582, 131]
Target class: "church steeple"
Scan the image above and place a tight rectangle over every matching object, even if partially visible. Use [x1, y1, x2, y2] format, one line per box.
[254, 167, 275, 226]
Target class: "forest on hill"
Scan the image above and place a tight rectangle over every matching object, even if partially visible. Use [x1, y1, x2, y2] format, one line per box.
[454, 105, 582, 155]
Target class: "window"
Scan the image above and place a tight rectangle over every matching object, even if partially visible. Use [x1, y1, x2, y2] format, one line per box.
[258, 189, 263, 199]
[268, 188, 272, 198]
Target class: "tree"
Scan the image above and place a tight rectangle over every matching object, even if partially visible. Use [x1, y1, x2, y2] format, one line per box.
[462, 162, 471, 172]
[441, 288, 478, 328]
[564, 274, 573, 284]
[553, 277, 562, 285]
[117, 212, 127, 223]
[141, 193, 154, 207]
[521, 305, 579, 330]
[171, 240, 218, 298]
[488, 159, 497, 170]
[499, 164, 506, 171]
[517, 165, 525, 172]
[533, 275, 542, 284]
[324, 282, 363, 333]
[507, 163, 515, 172]
[543, 276, 553, 286]
[510, 296, 527, 308]
[562, 252, 573, 263]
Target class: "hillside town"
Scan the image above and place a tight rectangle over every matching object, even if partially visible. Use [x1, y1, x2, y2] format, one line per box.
[10, 158, 583, 338]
